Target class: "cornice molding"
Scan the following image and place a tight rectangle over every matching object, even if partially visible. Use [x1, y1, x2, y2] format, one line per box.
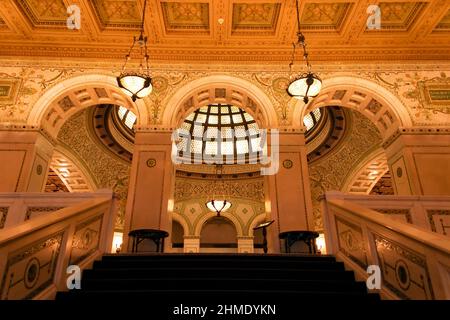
[1, 45, 450, 63]
[382, 127, 450, 149]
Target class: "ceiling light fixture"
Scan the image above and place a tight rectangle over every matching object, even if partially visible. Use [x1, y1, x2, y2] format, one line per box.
[287, 0, 322, 104]
[117, 0, 152, 101]
[206, 165, 232, 217]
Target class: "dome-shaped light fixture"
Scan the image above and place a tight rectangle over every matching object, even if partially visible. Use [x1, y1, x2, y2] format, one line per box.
[206, 199, 232, 217]
[117, 0, 152, 102]
[287, 72, 322, 104]
[206, 165, 232, 217]
[287, 0, 322, 104]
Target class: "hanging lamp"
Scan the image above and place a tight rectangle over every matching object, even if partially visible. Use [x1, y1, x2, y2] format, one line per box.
[206, 165, 232, 217]
[117, 0, 152, 101]
[287, 0, 322, 104]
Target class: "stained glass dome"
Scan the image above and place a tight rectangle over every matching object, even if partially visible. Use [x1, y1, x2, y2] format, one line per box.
[174, 104, 264, 164]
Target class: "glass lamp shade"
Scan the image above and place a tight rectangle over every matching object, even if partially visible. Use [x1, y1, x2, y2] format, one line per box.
[206, 199, 232, 216]
[117, 74, 152, 101]
[287, 72, 322, 104]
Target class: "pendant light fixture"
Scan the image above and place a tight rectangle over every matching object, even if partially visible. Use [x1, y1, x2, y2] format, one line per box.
[206, 165, 232, 217]
[117, 0, 152, 101]
[287, 0, 322, 104]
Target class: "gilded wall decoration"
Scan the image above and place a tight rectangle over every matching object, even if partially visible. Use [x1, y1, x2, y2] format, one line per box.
[0, 67, 76, 122]
[174, 176, 265, 203]
[374, 233, 435, 299]
[368, 71, 450, 123]
[0, 231, 64, 300]
[0, 61, 450, 127]
[58, 109, 130, 230]
[309, 110, 383, 230]
[174, 196, 265, 237]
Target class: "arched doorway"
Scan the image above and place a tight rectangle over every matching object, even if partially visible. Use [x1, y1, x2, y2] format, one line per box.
[200, 216, 238, 253]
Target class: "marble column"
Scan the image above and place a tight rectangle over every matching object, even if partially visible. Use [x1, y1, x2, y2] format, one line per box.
[122, 129, 175, 252]
[265, 129, 314, 252]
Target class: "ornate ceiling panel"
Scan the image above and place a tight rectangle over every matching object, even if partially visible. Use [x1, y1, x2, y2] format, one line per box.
[16, 0, 67, 27]
[0, 16, 7, 29]
[377, 1, 426, 31]
[0, 0, 448, 61]
[301, 2, 353, 32]
[231, 3, 281, 35]
[91, 0, 142, 29]
[435, 9, 450, 31]
[160, 1, 210, 34]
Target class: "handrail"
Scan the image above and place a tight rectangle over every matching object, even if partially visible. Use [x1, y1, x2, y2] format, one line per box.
[322, 192, 450, 300]
[328, 199, 450, 254]
[0, 198, 111, 246]
[0, 190, 114, 229]
[0, 191, 116, 300]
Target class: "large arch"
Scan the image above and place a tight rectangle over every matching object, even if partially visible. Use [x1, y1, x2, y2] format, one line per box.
[161, 75, 279, 129]
[28, 74, 149, 138]
[292, 76, 413, 139]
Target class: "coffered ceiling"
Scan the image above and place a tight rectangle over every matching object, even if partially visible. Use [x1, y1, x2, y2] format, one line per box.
[0, 0, 449, 62]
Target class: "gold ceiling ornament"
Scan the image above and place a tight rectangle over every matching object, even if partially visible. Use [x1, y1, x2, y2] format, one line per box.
[116, 0, 152, 102]
[206, 165, 232, 217]
[287, 0, 322, 104]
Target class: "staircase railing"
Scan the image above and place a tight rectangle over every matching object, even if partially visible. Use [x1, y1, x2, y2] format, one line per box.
[0, 191, 117, 300]
[322, 191, 450, 300]
[0, 190, 115, 229]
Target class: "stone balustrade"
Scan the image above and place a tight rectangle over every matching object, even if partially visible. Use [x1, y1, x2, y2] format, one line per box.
[0, 190, 114, 229]
[0, 191, 116, 300]
[322, 191, 450, 300]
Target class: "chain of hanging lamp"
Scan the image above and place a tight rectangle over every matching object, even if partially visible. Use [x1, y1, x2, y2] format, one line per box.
[289, 0, 311, 74]
[206, 165, 232, 217]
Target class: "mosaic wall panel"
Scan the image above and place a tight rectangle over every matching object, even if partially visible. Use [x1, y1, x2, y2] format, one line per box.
[0, 231, 64, 300]
[0, 207, 8, 229]
[374, 233, 434, 299]
[373, 208, 412, 224]
[25, 206, 65, 220]
[427, 210, 450, 236]
[335, 216, 368, 269]
[69, 214, 103, 265]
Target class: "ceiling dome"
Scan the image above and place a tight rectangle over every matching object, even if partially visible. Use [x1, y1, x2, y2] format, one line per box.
[174, 104, 263, 164]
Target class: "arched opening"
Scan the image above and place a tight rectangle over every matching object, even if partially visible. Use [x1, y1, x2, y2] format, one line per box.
[200, 216, 238, 253]
[171, 220, 185, 251]
[28, 74, 147, 139]
[161, 75, 279, 129]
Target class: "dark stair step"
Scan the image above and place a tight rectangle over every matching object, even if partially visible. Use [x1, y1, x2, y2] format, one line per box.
[56, 289, 379, 300]
[82, 268, 356, 281]
[93, 260, 345, 270]
[81, 278, 367, 292]
[101, 254, 336, 262]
